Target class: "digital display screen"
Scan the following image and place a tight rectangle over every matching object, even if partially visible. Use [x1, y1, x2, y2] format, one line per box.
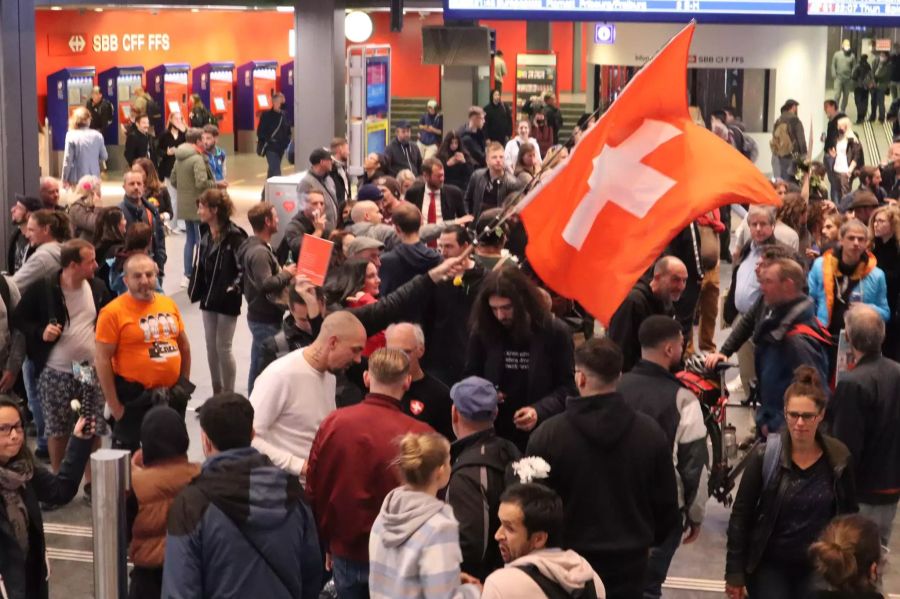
[366, 59, 389, 117]
[367, 128, 387, 155]
[444, 0, 900, 22]
[807, 0, 900, 16]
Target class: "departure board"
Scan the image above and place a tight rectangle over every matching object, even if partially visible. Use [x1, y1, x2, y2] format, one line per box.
[807, 0, 900, 16]
[445, 0, 797, 21]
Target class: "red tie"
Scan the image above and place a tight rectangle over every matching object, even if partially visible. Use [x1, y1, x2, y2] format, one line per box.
[427, 191, 437, 248]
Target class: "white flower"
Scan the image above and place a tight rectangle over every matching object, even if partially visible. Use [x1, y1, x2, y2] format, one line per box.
[512, 457, 551, 484]
[70, 399, 82, 412]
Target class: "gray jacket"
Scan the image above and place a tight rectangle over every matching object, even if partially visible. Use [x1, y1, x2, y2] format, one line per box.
[832, 49, 857, 80]
[12, 242, 61, 294]
[463, 168, 523, 217]
[68, 198, 99, 241]
[297, 172, 338, 234]
[62, 127, 108, 185]
[348, 222, 399, 250]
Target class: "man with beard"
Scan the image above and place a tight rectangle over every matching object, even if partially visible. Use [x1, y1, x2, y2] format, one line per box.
[95, 253, 192, 451]
[249, 311, 367, 482]
[465, 268, 575, 450]
[608, 256, 688, 372]
[7, 195, 41, 274]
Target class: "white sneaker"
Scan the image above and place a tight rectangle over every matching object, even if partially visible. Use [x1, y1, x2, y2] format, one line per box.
[180, 276, 190, 289]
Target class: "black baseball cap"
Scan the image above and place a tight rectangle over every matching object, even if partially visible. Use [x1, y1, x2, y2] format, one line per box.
[15, 194, 42, 213]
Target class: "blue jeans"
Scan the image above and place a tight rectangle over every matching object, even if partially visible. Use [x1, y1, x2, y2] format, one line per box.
[265, 150, 283, 179]
[859, 502, 898, 546]
[247, 320, 281, 395]
[183, 220, 200, 278]
[643, 520, 683, 598]
[871, 88, 887, 121]
[331, 556, 369, 599]
[23, 359, 47, 452]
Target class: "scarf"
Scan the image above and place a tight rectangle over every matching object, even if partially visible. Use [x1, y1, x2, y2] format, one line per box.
[821, 248, 878, 325]
[0, 455, 33, 553]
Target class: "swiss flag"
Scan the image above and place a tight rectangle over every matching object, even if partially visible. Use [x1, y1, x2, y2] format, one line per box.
[518, 23, 780, 325]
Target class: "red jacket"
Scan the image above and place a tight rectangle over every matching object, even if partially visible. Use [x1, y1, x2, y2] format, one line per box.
[305, 393, 434, 561]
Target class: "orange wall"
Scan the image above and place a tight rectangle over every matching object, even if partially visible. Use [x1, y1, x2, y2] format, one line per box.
[35, 9, 581, 122]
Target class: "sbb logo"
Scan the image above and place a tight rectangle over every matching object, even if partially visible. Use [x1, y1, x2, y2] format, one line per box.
[93, 34, 118, 52]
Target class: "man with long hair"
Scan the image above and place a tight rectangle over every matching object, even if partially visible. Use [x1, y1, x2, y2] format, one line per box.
[465, 268, 575, 450]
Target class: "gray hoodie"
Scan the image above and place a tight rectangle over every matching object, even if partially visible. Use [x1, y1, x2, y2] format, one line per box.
[369, 486, 480, 599]
[12, 241, 61, 294]
[482, 549, 607, 599]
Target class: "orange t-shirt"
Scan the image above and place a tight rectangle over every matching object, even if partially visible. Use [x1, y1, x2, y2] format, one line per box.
[96, 293, 184, 389]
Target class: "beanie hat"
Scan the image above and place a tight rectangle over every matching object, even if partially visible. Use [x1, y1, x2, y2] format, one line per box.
[141, 406, 189, 466]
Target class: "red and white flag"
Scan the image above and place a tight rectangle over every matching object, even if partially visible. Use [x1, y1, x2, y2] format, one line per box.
[518, 22, 780, 325]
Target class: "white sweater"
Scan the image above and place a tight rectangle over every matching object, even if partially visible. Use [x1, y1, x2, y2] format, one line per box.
[250, 348, 336, 478]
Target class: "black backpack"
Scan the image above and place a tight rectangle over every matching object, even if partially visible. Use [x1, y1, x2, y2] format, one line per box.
[515, 564, 599, 599]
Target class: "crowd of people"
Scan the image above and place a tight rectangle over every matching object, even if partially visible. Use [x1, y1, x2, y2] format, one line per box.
[4, 86, 900, 599]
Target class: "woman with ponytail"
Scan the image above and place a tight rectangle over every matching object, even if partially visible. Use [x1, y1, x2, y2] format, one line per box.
[810, 515, 884, 598]
[726, 366, 857, 599]
[369, 432, 481, 599]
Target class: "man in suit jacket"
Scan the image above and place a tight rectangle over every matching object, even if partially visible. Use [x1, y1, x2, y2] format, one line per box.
[405, 158, 468, 225]
[297, 148, 338, 234]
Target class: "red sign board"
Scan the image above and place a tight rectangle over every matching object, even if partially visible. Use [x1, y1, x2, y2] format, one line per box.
[48, 33, 87, 57]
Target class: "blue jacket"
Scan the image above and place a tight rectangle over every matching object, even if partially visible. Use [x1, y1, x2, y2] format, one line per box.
[120, 196, 167, 277]
[808, 251, 891, 325]
[162, 447, 323, 599]
[753, 297, 831, 434]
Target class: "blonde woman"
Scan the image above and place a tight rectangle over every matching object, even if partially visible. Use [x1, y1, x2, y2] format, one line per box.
[68, 175, 103, 240]
[396, 169, 417, 199]
[829, 116, 864, 197]
[369, 432, 480, 599]
[62, 106, 107, 187]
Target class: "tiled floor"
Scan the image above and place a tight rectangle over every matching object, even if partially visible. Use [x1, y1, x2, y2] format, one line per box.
[42, 158, 900, 597]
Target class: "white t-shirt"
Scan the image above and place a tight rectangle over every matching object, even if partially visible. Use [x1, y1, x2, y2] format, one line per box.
[834, 138, 850, 174]
[46, 281, 96, 373]
[250, 348, 336, 478]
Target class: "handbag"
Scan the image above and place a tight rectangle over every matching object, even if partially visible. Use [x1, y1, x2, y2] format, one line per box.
[698, 223, 720, 271]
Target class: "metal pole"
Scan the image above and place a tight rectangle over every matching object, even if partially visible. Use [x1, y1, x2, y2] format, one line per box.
[91, 449, 131, 599]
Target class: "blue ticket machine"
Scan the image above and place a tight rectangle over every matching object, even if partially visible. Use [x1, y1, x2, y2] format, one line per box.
[146, 63, 190, 137]
[193, 62, 236, 151]
[236, 60, 278, 153]
[97, 65, 144, 170]
[47, 67, 96, 152]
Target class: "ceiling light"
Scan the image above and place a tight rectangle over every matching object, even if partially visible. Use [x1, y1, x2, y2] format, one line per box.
[276, 6, 294, 12]
[345, 11, 373, 44]
[50, 6, 62, 10]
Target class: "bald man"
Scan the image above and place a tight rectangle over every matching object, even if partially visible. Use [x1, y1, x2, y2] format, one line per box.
[348, 200, 399, 248]
[385, 322, 453, 438]
[608, 256, 688, 372]
[250, 310, 367, 480]
[95, 253, 192, 450]
[830, 304, 900, 544]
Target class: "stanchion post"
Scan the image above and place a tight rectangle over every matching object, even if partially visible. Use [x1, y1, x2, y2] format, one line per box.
[90, 448, 131, 599]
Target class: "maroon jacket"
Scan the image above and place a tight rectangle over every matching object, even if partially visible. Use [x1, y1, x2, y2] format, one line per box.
[305, 393, 434, 561]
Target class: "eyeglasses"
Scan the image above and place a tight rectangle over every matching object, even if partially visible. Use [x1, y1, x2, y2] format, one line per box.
[785, 411, 820, 422]
[0, 422, 24, 437]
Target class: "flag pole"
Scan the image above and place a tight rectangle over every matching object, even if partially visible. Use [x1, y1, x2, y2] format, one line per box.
[472, 20, 698, 246]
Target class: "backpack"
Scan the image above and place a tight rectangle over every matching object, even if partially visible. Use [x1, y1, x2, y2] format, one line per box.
[770, 120, 794, 158]
[761, 433, 782, 491]
[515, 564, 599, 599]
[730, 125, 759, 162]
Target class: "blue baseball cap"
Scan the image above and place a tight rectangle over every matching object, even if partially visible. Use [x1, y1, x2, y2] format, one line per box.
[450, 376, 498, 421]
[357, 184, 384, 202]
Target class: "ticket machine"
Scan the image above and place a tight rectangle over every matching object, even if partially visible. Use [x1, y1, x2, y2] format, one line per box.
[193, 62, 235, 151]
[346, 46, 391, 176]
[47, 67, 96, 152]
[236, 60, 278, 153]
[146, 63, 190, 136]
[97, 65, 144, 171]
[279, 61, 295, 128]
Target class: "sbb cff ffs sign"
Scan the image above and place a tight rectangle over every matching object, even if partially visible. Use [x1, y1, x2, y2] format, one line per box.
[93, 33, 171, 52]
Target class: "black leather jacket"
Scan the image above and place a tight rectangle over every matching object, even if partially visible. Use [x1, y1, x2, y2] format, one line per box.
[726, 430, 857, 587]
[188, 221, 247, 316]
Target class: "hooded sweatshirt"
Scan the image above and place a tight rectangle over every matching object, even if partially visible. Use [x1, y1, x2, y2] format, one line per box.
[369, 486, 480, 599]
[378, 241, 442, 297]
[481, 549, 606, 599]
[525, 393, 680, 559]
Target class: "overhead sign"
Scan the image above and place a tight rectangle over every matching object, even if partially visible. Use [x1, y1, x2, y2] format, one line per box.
[48, 32, 88, 56]
[445, 0, 900, 23]
[68, 35, 86, 53]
